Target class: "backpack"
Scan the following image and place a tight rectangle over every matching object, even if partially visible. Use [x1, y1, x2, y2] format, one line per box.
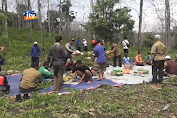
[124, 40, 130, 48]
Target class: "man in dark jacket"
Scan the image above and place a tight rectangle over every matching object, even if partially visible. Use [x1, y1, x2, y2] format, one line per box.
[164, 56, 177, 75]
[30, 41, 41, 65]
[48, 36, 68, 92]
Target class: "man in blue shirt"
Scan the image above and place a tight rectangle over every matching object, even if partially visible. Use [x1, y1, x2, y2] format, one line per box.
[93, 42, 107, 81]
[76, 38, 81, 51]
[30, 41, 41, 65]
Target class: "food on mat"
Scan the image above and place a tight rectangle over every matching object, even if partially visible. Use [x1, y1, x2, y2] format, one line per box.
[63, 73, 73, 82]
[111, 71, 116, 76]
[134, 71, 142, 74]
[113, 69, 122, 72]
[141, 74, 146, 77]
[143, 70, 149, 74]
[116, 72, 123, 76]
[122, 69, 131, 74]
[138, 68, 144, 71]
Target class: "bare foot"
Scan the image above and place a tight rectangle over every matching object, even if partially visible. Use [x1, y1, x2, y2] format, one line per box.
[87, 81, 91, 84]
[97, 78, 103, 81]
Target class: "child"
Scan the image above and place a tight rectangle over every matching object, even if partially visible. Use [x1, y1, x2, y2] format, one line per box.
[123, 53, 132, 64]
[145, 53, 151, 65]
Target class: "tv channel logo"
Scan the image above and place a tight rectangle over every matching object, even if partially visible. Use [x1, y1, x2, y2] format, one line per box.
[24, 10, 37, 21]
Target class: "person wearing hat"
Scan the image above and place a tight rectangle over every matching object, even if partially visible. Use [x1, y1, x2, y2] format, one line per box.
[151, 34, 166, 84]
[72, 60, 93, 84]
[164, 55, 177, 75]
[65, 38, 78, 61]
[30, 41, 41, 65]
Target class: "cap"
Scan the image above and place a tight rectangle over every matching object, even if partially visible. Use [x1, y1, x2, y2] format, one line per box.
[165, 55, 171, 60]
[91, 40, 96, 45]
[34, 41, 38, 44]
[70, 38, 75, 41]
[155, 35, 161, 40]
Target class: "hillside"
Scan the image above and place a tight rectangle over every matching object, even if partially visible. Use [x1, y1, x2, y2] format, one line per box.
[0, 27, 176, 73]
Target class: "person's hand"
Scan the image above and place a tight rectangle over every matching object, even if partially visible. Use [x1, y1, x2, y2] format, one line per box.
[38, 56, 40, 58]
[79, 79, 82, 84]
[151, 60, 153, 65]
[30, 56, 32, 58]
[72, 79, 75, 82]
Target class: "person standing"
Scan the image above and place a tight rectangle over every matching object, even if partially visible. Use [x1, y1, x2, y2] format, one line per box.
[76, 38, 81, 51]
[48, 36, 68, 92]
[151, 34, 166, 85]
[65, 38, 76, 61]
[30, 41, 40, 65]
[93, 42, 107, 81]
[83, 39, 88, 51]
[122, 37, 129, 55]
[108, 42, 122, 67]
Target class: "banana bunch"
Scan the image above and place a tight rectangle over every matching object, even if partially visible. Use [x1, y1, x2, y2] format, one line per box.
[63, 75, 72, 82]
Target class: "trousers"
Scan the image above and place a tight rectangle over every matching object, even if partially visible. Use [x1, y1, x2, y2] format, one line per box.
[53, 65, 65, 91]
[152, 60, 164, 84]
[113, 55, 122, 67]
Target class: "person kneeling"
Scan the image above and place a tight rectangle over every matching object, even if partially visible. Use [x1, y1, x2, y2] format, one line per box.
[39, 61, 54, 82]
[72, 60, 93, 84]
[65, 60, 75, 73]
[135, 52, 144, 66]
[0, 74, 10, 93]
[16, 63, 43, 101]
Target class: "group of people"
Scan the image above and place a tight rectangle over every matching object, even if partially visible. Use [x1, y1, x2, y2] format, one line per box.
[0, 34, 177, 100]
[76, 38, 88, 51]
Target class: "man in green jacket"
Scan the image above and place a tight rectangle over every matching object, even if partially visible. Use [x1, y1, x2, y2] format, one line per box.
[39, 62, 54, 81]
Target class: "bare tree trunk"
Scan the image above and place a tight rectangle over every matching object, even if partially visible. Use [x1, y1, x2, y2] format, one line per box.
[28, 0, 32, 43]
[38, 0, 44, 53]
[58, 0, 62, 35]
[67, 16, 70, 40]
[48, 0, 51, 38]
[137, 0, 143, 51]
[165, 0, 170, 48]
[4, 0, 9, 48]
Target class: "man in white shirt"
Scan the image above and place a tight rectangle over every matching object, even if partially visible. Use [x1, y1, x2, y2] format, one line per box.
[83, 39, 88, 51]
[122, 37, 129, 55]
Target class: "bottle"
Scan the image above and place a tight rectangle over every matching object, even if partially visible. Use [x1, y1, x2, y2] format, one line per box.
[163, 104, 169, 111]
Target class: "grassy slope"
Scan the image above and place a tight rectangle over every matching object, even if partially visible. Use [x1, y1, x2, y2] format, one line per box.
[1, 27, 176, 72]
[0, 27, 177, 117]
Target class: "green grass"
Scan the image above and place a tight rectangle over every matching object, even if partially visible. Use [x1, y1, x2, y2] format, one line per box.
[1, 84, 177, 118]
[0, 27, 177, 117]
